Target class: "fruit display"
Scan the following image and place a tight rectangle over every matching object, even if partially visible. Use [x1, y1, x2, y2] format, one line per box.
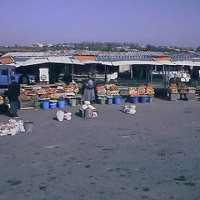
[36, 89, 47, 95]
[146, 83, 155, 95]
[96, 84, 120, 98]
[169, 83, 178, 94]
[0, 95, 4, 105]
[187, 87, 196, 94]
[96, 85, 106, 97]
[106, 84, 119, 98]
[20, 82, 81, 102]
[178, 86, 196, 94]
[108, 84, 119, 91]
[46, 88, 56, 94]
[129, 87, 139, 97]
[129, 84, 155, 97]
[19, 95, 32, 101]
[137, 85, 146, 95]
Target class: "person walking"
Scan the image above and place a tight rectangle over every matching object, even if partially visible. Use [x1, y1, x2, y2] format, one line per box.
[7, 75, 20, 117]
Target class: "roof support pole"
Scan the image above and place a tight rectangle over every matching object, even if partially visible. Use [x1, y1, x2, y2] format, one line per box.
[71, 64, 74, 81]
[130, 65, 133, 79]
[163, 65, 167, 99]
[104, 65, 107, 83]
[150, 65, 153, 83]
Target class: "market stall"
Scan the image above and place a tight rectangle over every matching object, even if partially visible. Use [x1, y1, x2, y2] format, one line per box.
[19, 81, 82, 109]
[129, 83, 155, 103]
[168, 82, 196, 101]
[96, 84, 121, 105]
[0, 94, 9, 111]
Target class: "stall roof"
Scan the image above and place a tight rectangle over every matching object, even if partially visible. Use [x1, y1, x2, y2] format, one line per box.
[156, 60, 176, 65]
[173, 60, 195, 66]
[110, 60, 162, 66]
[74, 55, 97, 61]
[193, 61, 200, 66]
[15, 56, 84, 67]
[0, 56, 15, 64]
[2, 52, 47, 58]
[81, 60, 102, 64]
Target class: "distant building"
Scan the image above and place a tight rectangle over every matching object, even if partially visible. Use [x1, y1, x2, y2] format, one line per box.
[32, 43, 44, 48]
[45, 44, 54, 48]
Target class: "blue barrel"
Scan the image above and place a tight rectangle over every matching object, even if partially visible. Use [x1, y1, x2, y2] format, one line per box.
[50, 102, 57, 109]
[114, 96, 121, 104]
[132, 96, 139, 104]
[107, 98, 113, 105]
[42, 100, 49, 109]
[58, 100, 66, 108]
[140, 95, 147, 103]
[148, 96, 154, 103]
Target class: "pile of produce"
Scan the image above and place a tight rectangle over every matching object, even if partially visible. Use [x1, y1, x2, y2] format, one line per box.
[129, 87, 139, 97]
[96, 85, 106, 96]
[146, 83, 155, 95]
[0, 95, 4, 105]
[137, 85, 146, 95]
[20, 82, 80, 101]
[169, 83, 178, 94]
[129, 84, 155, 96]
[106, 84, 120, 98]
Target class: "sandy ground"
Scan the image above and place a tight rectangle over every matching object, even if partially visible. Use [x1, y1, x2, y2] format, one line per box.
[0, 98, 200, 200]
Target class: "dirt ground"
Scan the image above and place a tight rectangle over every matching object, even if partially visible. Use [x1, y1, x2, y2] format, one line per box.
[0, 98, 200, 200]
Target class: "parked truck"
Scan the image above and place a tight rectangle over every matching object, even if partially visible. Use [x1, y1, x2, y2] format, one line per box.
[0, 64, 35, 86]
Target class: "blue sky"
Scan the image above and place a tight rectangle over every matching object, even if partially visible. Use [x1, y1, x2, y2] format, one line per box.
[0, 0, 200, 47]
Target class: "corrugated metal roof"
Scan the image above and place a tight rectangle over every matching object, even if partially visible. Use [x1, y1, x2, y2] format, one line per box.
[15, 56, 84, 67]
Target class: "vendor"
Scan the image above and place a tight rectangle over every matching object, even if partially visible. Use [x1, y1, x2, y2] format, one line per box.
[7, 75, 20, 117]
[83, 72, 96, 103]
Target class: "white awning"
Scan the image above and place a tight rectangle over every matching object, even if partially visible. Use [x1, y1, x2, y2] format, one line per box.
[14, 56, 84, 67]
[81, 60, 101, 64]
[156, 60, 176, 65]
[101, 61, 118, 66]
[173, 60, 194, 66]
[193, 61, 200, 66]
[103, 60, 162, 66]
[128, 60, 162, 65]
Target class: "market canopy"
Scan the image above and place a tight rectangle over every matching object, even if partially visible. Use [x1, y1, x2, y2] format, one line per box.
[193, 61, 200, 66]
[173, 60, 195, 66]
[154, 56, 176, 66]
[14, 56, 84, 67]
[81, 60, 102, 64]
[100, 60, 162, 66]
[156, 60, 176, 65]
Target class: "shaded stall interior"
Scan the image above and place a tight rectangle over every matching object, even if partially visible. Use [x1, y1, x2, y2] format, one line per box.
[16, 62, 119, 84]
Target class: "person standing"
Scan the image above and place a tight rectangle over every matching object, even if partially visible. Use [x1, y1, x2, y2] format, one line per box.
[83, 72, 96, 103]
[7, 76, 20, 117]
